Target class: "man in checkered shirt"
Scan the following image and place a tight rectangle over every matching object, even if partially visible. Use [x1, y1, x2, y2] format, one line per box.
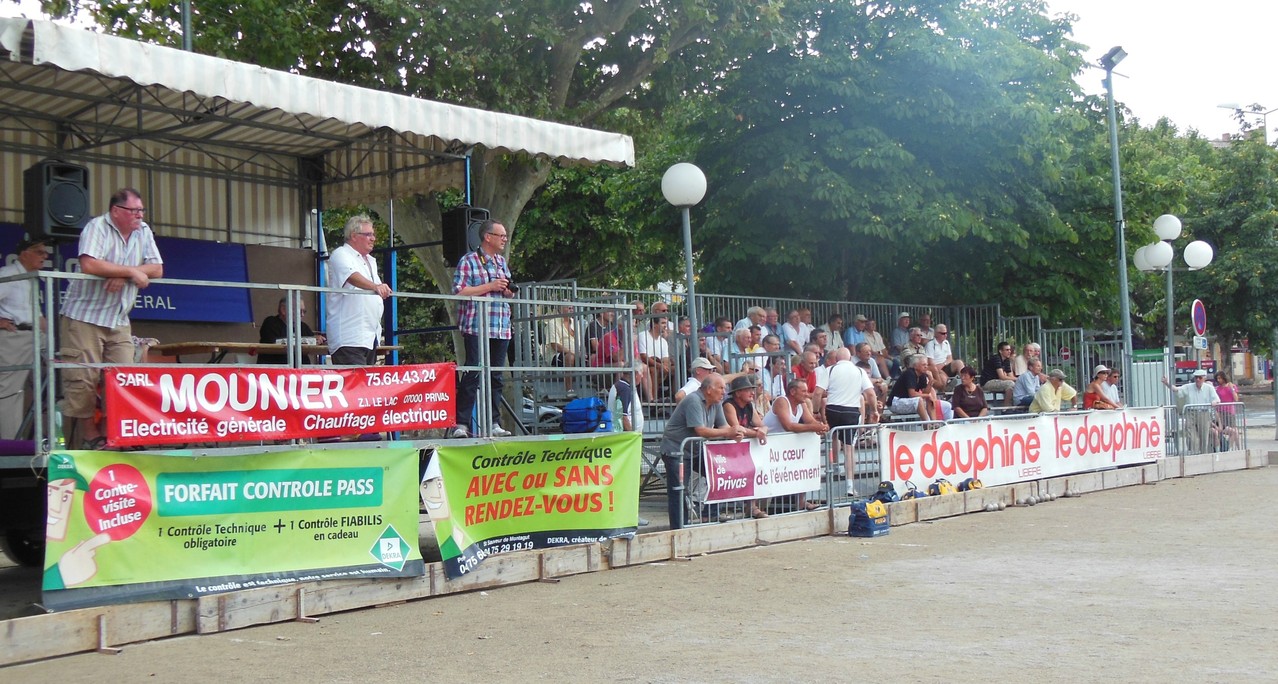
[451, 219, 515, 438]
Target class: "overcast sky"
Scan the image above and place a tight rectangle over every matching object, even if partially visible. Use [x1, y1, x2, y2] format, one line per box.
[1048, 0, 1278, 140]
[3, 1, 1275, 139]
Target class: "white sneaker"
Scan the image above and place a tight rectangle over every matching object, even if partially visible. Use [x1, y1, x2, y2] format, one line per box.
[451, 426, 470, 438]
[491, 426, 512, 437]
[846, 485, 855, 497]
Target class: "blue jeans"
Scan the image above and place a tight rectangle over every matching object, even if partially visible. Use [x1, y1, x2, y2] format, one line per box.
[456, 334, 509, 428]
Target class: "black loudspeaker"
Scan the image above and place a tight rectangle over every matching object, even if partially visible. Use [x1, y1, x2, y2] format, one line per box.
[24, 161, 91, 240]
[441, 205, 491, 265]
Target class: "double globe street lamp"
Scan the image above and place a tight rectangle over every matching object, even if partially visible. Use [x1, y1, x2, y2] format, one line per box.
[1133, 214, 1213, 400]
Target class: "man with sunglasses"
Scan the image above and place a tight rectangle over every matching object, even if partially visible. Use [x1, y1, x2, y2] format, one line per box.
[61, 187, 164, 449]
[923, 323, 965, 391]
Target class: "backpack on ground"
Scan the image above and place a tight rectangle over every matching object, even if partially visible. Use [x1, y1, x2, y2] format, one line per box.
[562, 397, 613, 433]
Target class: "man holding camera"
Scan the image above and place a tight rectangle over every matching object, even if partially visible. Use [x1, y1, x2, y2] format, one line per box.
[452, 219, 515, 438]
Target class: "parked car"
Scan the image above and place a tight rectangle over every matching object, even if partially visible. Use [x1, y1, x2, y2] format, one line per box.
[521, 397, 562, 431]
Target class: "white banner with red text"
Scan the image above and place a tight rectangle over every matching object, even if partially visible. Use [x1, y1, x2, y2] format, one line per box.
[879, 408, 1165, 492]
[703, 432, 822, 504]
[104, 364, 455, 447]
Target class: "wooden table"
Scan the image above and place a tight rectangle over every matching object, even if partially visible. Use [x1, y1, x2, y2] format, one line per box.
[151, 342, 400, 364]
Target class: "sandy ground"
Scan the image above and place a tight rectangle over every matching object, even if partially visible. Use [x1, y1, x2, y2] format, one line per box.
[8, 461, 1278, 682]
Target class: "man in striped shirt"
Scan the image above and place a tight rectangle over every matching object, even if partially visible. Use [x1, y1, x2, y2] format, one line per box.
[61, 187, 163, 449]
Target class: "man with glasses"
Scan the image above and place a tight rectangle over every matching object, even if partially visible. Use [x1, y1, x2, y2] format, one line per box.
[452, 219, 515, 438]
[326, 214, 392, 366]
[61, 187, 164, 449]
[923, 323, 965, 391]
[0, 237, 50, 438]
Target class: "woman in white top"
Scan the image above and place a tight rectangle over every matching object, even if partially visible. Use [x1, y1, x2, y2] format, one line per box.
[764, 379, 830, 511]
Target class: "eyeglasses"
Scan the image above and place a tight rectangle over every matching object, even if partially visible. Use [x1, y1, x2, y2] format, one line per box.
[356, 231, 376, 238]
[936, 331, 948, 336]
[112, 205, 146, 215]
[488, 232, 508, 239]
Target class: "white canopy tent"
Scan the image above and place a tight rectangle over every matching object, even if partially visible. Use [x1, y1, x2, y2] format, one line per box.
[0, 18, 634, 236]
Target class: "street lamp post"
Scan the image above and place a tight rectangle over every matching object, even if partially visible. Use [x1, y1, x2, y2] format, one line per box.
[661, 162, 707, 532]
[1101, 46, 1133, 402]
[1134, 214, 1214, 402]
[661, 163, 708, 362]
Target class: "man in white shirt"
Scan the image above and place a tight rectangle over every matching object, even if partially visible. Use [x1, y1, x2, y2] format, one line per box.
[0, 237, 49, 439]
[637, 316, 672, 401]
[1162, 369, 1219, 453]
[326, 215, 393, 365]
[818, 348, 878, 496]
[923, 323, 965, 390]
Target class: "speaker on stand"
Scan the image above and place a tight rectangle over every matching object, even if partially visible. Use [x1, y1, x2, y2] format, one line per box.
[441, 205, 490, 265]
[24, 161, 91, 242]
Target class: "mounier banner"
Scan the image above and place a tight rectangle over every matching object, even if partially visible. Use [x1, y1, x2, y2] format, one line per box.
[427, 433, 641, 580]
[42, 447, 423, 611]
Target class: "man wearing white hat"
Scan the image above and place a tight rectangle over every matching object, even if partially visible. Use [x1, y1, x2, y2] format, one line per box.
[1162, 369, 1218, 453]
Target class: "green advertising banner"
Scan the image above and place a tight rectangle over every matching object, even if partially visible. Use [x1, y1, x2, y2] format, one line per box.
[42, 447, 423, 611]
[427, 433, 640, 579]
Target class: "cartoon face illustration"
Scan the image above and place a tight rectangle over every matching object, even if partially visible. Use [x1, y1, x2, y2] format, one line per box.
[419, 476, 451, 523]
[47, 478, 77, 542]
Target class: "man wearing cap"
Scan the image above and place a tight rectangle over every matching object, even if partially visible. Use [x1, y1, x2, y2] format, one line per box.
[661, 374, 745, 528]
[0, 237, 50, 439]
[1030, 369, 1080, 413]
[890, 312, 911, 358]
[723, 374, 771, 518]
[61, 188, 164, 449]
[1162, 369, 1218, 453]
[675, 356, 717, 402]
[843, 314, 868, 350]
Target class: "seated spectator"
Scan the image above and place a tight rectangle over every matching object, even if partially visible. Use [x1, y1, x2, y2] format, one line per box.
[722, 374, 770, 519]
[586, 310, 618, 366]
[863, 317, 891, 379]
[979, 341, 1017, 406]
[756, 333, 784, 389]
[1012, 357, 1045, 407]
[819, 313, 846, 354]
[899, 327, 927, 370]
[923, 323, 964, 391]
[810, 328, 831, 354]
[797, 309, 816, 350]
[637, 315, 673, 401]
[763, 378, 828, 511]
[728, 328, 754, 372]
[1083, 365, 1119, 410]
[735, 306, 766, 332]
[889, 312, 911, 358]
[916, 312, 936, 343]
[843, 314, 868, 349]
[1104, 368, 1124, 408]
[887, 354, 940, 421]
[1030, 369, 1080, 413]
[762, 351, 788, 406]
[952, 367, 989, 418]
[781, 309, 806, 355]
[763, 307, 780, 338]
[854, 342, 888, 400]
[706, 316, 734, 372]
[258, 297, 324, 364]
[543, 304, 579, 395]
[793, 350, 820, 393]
[1012, 342, 1041, 376]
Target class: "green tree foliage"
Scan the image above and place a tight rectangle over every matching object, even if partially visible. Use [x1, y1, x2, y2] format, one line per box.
[689, 0, 1110, 320]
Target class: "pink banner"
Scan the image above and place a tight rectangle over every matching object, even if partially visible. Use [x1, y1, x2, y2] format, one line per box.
[104, 364, 455, 446]
[703, 432, 822, 503]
